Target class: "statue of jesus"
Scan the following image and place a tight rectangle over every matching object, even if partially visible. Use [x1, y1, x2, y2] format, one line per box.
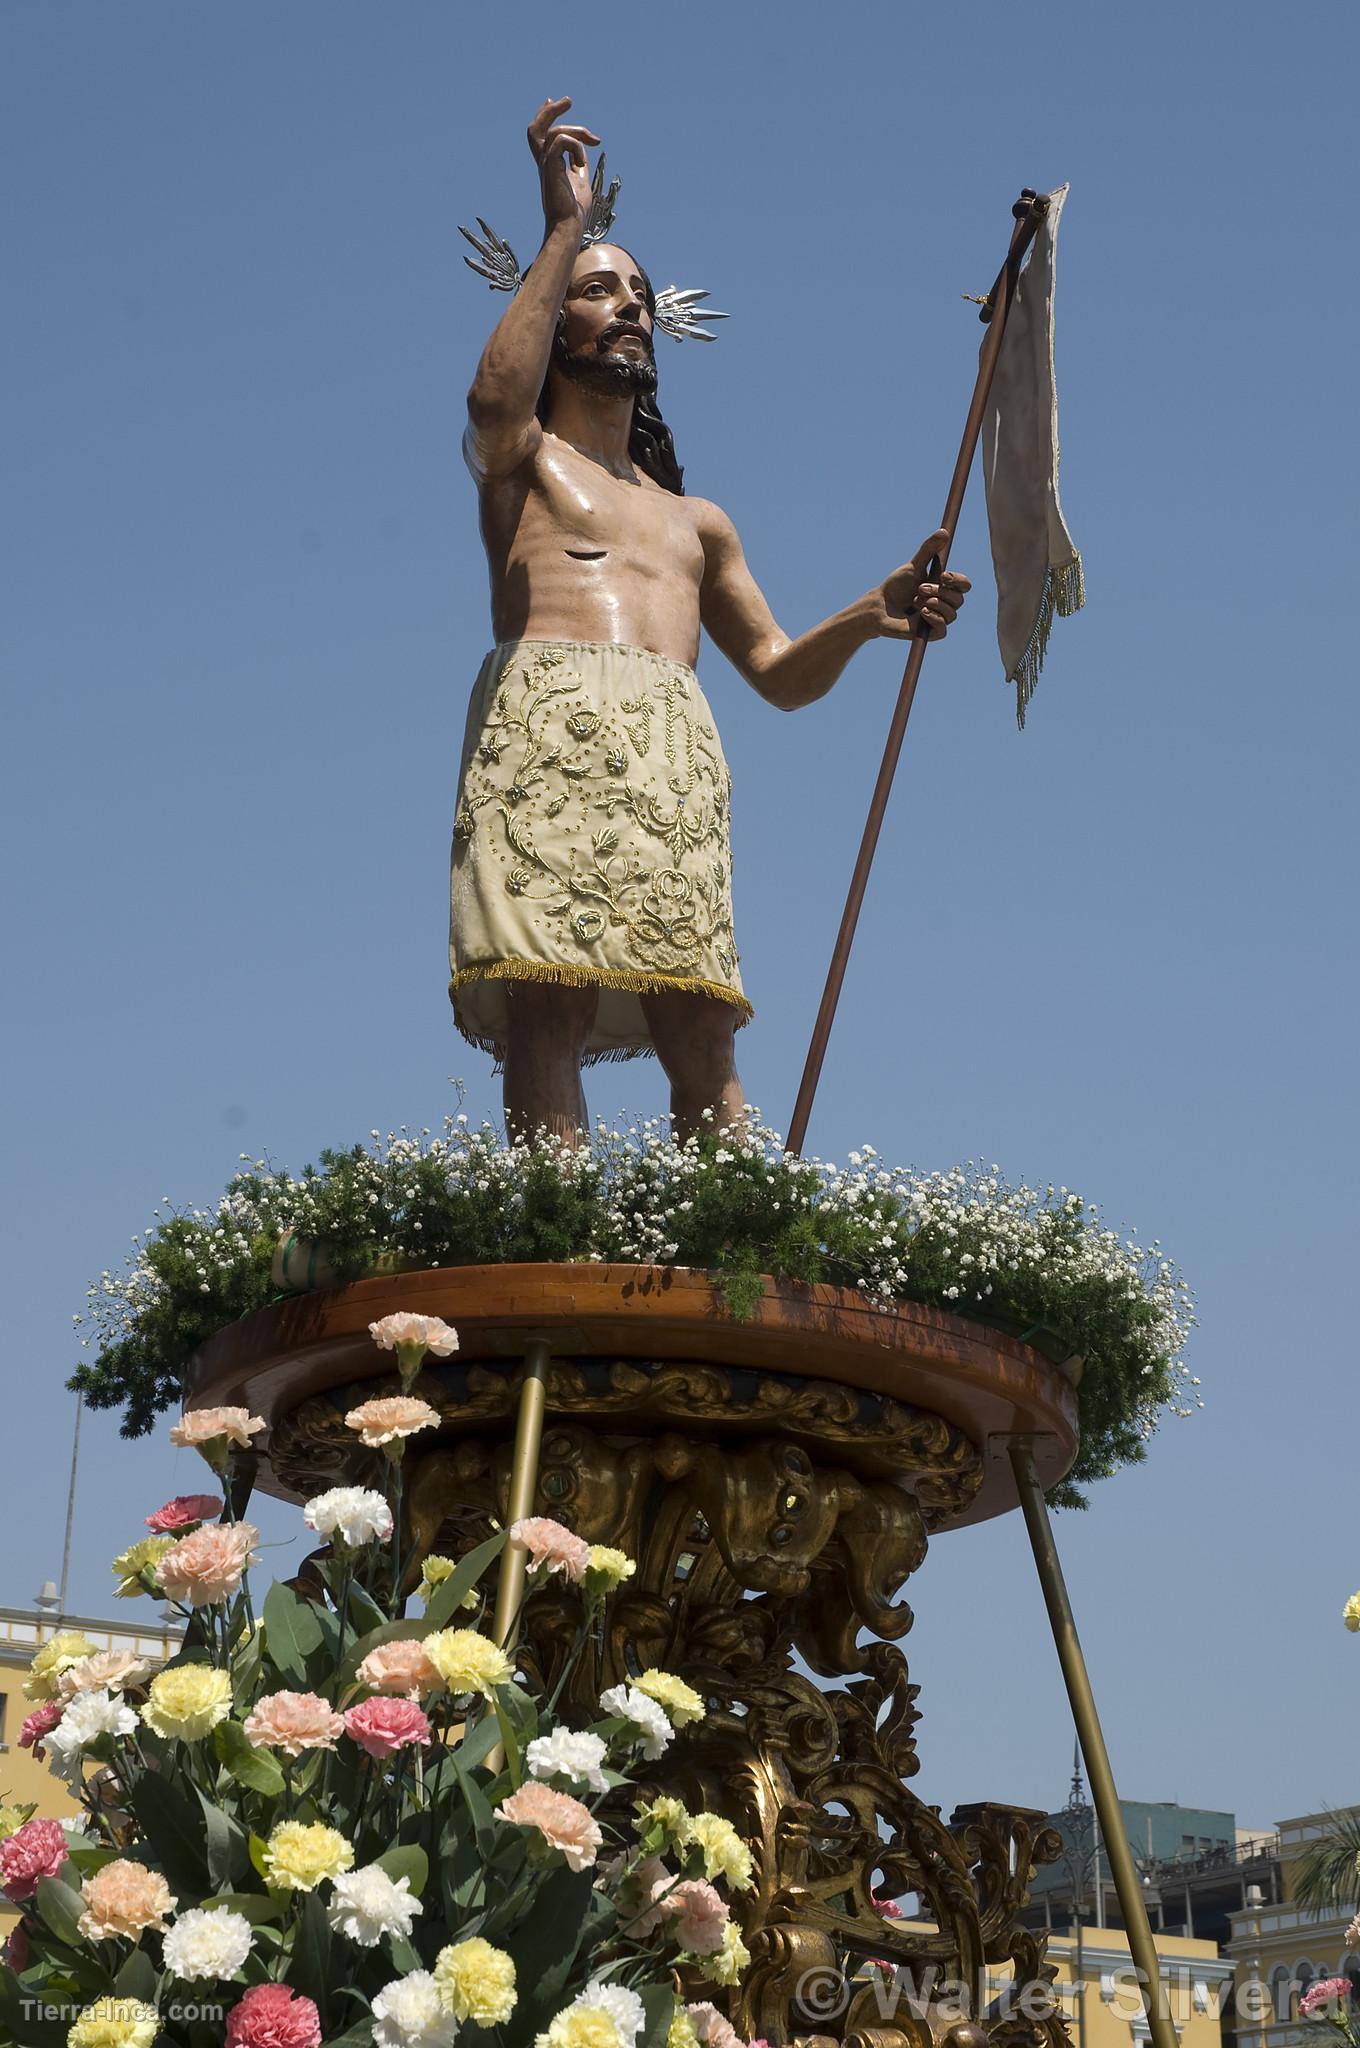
[452, 99, 969, 1146]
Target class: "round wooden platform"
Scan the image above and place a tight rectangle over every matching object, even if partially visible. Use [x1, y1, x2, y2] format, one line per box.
[188, 1263, 1078, 1529]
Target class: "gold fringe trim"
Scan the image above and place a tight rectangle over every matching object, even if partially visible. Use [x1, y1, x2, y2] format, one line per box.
[448, 960, 754, 1070]
[1011, 552, 1086, 729]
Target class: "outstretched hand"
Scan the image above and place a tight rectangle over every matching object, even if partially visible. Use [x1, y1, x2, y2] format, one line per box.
[527, 96, 600, 233]
[870, 529, 971, 642]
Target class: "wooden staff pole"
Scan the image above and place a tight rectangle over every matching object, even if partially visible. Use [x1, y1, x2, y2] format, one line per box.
[786, 191, 1050, 1157]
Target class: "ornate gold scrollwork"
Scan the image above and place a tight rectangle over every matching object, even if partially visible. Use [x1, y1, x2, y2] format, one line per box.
[265, 1359, 1062, 2048]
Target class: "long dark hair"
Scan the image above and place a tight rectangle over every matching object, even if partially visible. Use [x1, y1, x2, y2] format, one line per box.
[535, 257, 685, 495]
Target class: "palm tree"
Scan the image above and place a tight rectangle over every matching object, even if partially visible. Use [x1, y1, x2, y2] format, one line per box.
[1294, 1811, 1360, 1918]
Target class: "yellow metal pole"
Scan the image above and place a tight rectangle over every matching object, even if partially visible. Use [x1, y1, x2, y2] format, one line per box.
[491, 1337, 551, 1652]
[1008, 1440, 1179, 2048]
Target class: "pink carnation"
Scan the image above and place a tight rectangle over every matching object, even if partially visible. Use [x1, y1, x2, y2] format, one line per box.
[226, 1983, 323, 2048]
[354, 1638, 441, 1699]
[158, 1520, 259, 1607]
[665, 1876, 730, 1954]
[243, 1691, 345, 1757]
[686, 2003, 743, 2048]
[0, 1817, 68, 1902]
[146, 1493, 223, 1533]
[495, 1780, 603, 1871]
[1300, 1981, 1353, 2020]
[510, 1515, 591, 1583]
[343, 1696, 432, 1759]
[19, 1700, 63, 1755]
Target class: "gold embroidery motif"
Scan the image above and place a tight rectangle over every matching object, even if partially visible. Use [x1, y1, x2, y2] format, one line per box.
[450, 645, 748, 1042]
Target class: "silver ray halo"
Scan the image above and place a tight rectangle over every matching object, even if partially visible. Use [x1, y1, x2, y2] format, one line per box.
[458, 156, 728, 343]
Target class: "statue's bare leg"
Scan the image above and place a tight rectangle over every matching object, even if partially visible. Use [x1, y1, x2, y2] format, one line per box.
[639, 990, 746, 1144]
[503, 982, 596, 1147]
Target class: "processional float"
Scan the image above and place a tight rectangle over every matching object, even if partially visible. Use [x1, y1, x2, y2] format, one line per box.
[186, 191, 1174, 2048]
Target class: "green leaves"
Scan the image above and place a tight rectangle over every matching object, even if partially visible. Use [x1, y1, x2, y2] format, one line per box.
[334, 1530, 505, 1692]
[34, 1872, 87, 1946]
[262, 1580, 330, 1688]
[215, 1717, 286, 1798]
[128, 1769, 211, 1896]
[374, 1844, 429, 1896]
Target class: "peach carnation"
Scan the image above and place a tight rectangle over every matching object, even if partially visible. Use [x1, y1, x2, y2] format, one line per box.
[666, 1877, 730, 1955]
[355, 1637, 441, 1699]
[495, 1781, 602, 1871]
[510, 1516, 591, 1583]
[244, 1691, 345, 1757]
[158, 1520, 260, 1607]
[57, 1651, 152, 1700]
[369, 1312, 459, 1359]
[226, 1982, 323, 2048]
[0, 1816, 68, 1901]
[169, 1406, 265, 1450]
[77, 1857, 176, 1940]
[343, 1696, 432, 1759]
[146, 1492, 223, 1533]
[344, 1395, 441, 1449]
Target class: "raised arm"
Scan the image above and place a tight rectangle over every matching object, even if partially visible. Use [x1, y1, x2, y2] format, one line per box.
[697, 504, 970, 711]
[463, 98, 599, 483]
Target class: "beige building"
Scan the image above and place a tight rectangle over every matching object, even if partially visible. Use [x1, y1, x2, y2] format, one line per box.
[1223, 1808, 1360, 2048]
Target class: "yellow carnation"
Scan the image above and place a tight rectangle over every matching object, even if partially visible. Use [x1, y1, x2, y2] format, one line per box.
[0, 1803, 36, 1840]
[635, 1669, 705, 1727]
[67, 1995, 160, 2048]
[687, 1812, 754, 1892]
[111, 1535, 176, 1600]
[424, 1627, 511, 1697]
[585, 1546, 636, 1592]
[1344, 1592, 1360, 1632]
[537, 2012, 622, 2048]
[262, 1819, 354, 1893]
[24, 1629, 96, 1701]
[419, 1556, 478, 1610]
[709, 1918, 752, 1985]
[140, 1664, 232, 1741]
[667, 2009, 701, 2048]
[434, 1935, 518, 2024]
[636, 1794, 694, 1845]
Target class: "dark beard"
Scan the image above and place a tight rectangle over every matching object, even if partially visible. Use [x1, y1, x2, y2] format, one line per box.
[552, 326, 658, 399]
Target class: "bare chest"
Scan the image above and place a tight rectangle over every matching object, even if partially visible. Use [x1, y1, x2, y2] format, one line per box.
[520, 440, 703, 577]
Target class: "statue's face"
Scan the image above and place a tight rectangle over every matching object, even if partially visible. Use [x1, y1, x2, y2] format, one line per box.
[558, 243, 654, 373]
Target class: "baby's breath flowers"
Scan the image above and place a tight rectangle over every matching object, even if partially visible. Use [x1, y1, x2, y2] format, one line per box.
[73, 1114, 1196, 1505]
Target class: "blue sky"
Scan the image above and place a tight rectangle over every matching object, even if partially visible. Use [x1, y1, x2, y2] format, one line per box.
[4, 1, 1356, 1835]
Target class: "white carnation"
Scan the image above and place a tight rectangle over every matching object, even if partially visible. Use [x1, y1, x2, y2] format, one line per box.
[326, 1864, 423, 1947]
[162, 1905, 254, 1981]
[372, 1969, 460, 2048]
[572, 1983, 646, 2043]
[45, 1688, 138, 1782]
[303, 1485, 394, 1548]
[599, 1682, 673, 1761]
[526, 1727, 610, 1793]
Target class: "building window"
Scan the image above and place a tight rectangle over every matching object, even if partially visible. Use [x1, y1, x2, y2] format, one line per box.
[1271, 1968, 1294, 2021]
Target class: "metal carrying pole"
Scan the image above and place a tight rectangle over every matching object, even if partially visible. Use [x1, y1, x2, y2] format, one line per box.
[1009, 1440, 1179, 2048]
[786, 189, 1050, 1156]
[483, 1337, 551, 1776]
[491, 1337, 552, 1652]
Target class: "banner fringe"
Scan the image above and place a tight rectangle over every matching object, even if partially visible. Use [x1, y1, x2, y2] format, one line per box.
[1010, 551, 1086, 729]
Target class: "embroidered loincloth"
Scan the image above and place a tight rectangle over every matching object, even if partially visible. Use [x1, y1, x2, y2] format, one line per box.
[449, 638, 751, 1066]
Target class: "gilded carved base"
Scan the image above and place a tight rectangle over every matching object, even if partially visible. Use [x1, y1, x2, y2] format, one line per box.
[269, 1359, 1067, 2048]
